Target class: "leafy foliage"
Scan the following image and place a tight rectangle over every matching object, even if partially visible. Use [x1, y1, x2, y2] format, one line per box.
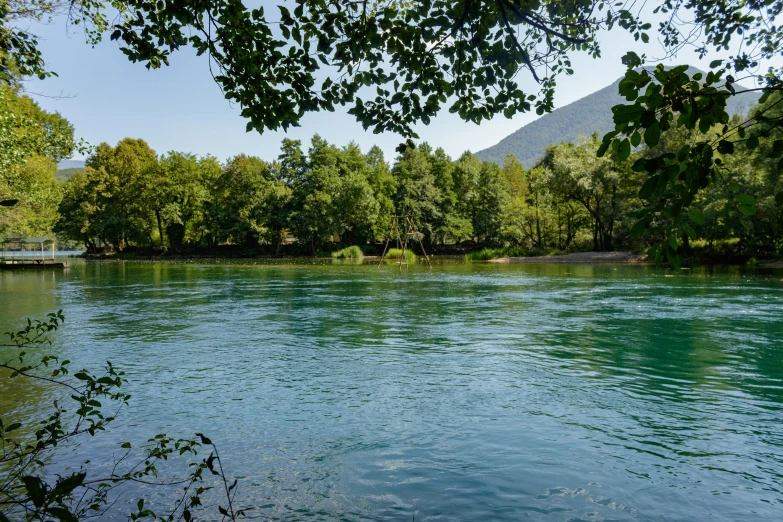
[601, 66, 783, 264]
[476, 68, 760, 168]
[0, 313, 247, 521]
[2, 1, 661, 141]
[384, 247, 416, 263]
[0, 82, 79, 239]
[331, 245, 363, 259]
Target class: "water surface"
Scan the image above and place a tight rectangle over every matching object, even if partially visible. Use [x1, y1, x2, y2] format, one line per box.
[1, 260, 782, 521]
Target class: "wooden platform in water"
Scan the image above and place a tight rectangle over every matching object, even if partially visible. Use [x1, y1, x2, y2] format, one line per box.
[0, 261, 69, 269]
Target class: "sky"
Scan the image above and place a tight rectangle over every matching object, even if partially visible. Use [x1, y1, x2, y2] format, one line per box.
[22, 9, 738, 164]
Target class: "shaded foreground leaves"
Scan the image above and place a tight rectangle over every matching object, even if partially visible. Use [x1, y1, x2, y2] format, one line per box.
[0, 312, 247, 521]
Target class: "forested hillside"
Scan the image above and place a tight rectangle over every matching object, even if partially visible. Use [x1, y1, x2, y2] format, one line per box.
[476, 67, 761, 168]
[54, 168, 82, 183]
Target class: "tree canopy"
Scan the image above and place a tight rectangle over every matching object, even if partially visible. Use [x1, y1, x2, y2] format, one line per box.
[3, 0, 783, 263]
[1, 0, 658, 139]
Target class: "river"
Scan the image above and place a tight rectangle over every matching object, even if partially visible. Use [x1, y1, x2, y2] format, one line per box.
[1, 259, 782, 520]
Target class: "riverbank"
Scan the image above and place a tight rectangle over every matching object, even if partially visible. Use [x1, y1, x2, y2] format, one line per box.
[79, 248, 783, 267]
[489, 251, 648, 264]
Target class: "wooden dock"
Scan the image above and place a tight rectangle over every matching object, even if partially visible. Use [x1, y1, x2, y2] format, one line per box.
[0, 260, 69, 270]
[1, 236, 69, 269]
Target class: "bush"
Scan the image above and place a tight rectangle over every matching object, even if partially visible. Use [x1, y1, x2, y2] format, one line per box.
[0, 313, 246, 521]
[384, 247, 416, 263]
[464, 245, 529, 261]
[331, 245, 364, 259]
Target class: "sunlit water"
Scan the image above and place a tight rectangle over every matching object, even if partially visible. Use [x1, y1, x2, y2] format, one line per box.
[2, 259, 783, 521]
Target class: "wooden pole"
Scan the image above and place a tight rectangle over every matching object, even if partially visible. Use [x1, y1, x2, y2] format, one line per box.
[378, 217, 395, 268]
[396, 216, 407, 271]
[409, 216, 433, 269]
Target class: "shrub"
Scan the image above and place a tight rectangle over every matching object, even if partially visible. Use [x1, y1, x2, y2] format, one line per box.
[331, 245, 364, 259]
[384, 247, 416, 263]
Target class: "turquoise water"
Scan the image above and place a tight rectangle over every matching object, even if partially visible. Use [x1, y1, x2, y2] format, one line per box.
[1, 260, 783, 520]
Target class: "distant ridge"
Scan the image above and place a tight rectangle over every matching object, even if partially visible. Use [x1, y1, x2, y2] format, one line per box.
[476, 67, 762, 168]
[58, 159, 86, 170]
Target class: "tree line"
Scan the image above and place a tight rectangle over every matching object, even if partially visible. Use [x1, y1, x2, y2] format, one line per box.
[1, 58, 781, 260]
[52, 97, 783, 259]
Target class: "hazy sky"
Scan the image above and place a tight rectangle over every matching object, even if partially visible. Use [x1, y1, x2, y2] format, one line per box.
[24, 12, 736, 164]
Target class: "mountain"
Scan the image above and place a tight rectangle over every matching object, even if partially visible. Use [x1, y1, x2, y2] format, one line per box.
[476, 67, 762, 168]
[58, 159, 86, 170]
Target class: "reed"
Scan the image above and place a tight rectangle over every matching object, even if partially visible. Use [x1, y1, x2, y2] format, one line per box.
[385, 247, 417, 263]
[331, 245, 364, 259]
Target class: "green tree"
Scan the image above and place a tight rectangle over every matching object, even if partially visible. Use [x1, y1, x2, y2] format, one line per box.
[211, 154, 291, 249]
[55, 169, 101, 251]
[82, 138, 158, 249]
[1, 83, 74, 236]
[542, 136, 626, 251]
[3, 2, 662, 140]
[365, 145, 396, 242]
[472, 161, 508, 245]
[142, 152, 221, 250]
[0, 155, 61, 238]
[392, 145, 442, 245]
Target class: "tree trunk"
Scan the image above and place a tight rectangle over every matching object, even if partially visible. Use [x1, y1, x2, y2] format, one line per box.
[155, 209, 165, 248]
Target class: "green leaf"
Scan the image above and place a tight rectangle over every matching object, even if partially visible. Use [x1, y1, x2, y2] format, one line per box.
[631, 158, 647, 172]
[644, 121, 660, 147]
[640, 110, 656, 128]
[688, 207, 706, 225]
[631, 219, 647, 237]
[51, 472, 86, 498]
[22, 476, 46, 508]
[736, 193, 756, 206]
[597, 140, 610, 157]
[709, 59, 723, 69]
[621, 52, 642, 68]
[717, 140, 734, 155]
[738, 204, 756, 216]
[746, 136, 759, 150]
[666, 248, 681, 270]
[0, 199, 19, 207]
[44, 507, 78, 522]
[639, 175, 658, 200]
[683, 224, 697, 239]
[631, 131, 641, 147]
[5, 422, 22, 432]
[617, 139, 631, 160]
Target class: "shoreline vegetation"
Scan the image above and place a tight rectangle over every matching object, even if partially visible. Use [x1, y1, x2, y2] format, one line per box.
[5, 96, 783, 269]
[78, 246, 783, 267]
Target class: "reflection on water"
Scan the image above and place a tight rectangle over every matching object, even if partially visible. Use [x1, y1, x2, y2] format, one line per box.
[1, 259, 783, 520]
